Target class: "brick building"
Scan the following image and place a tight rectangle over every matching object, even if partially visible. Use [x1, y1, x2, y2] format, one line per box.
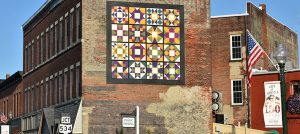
[211, 2, 298, 126]
[251, 70, 300, 134]
[18, 0, 212, 133]
[0, 71, 23, 133]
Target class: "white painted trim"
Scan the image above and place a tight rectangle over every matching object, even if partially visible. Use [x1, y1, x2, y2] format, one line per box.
[230, 34, 242, 61]
[211, 13, 248, 18]
[76, 3, 81, 8]
[60, 16, 63, 21]
[76, 62, 81, 66]
[231, 79, 244, 105]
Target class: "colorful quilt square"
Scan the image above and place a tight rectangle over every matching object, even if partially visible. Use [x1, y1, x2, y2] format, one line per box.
[164, 9, 180, 26]
[112, 61, 128, 79]
[111, 6, 129, 24]
[112, 24, 128, 42]
[164, 44, 180, 62]
[129, 43, 146, 61]
[147, 44, 163, 61]
[164, 27, 180, 44]
[129, 25, 146, 43]
[164, 62, 180, 80]
[147, 62, 163, 79]
[146, 26, 163, 43]
[112, 43, 128, 60]
[129, 61, 146, 79]
[129, 7, 146, 24]
[146, 8, 163, 25]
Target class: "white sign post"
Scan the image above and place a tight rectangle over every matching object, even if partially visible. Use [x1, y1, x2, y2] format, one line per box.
[122, 117, 135, 128]
[263, 81, 283, 128]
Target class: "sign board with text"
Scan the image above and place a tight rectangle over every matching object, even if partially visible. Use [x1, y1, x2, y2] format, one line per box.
[263, 81, 282, 128]
[122, 117, 135, 128]
[59, 124, 72, 134]
[61, 116, 71, 124]
[0, 125, 10, 134]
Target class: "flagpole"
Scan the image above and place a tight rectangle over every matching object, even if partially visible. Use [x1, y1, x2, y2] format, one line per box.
[245, 28, 251, 128]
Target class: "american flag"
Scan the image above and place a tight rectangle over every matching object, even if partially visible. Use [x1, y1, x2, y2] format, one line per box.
[0, 112, 8, 124]
[247, 30, 264, 85]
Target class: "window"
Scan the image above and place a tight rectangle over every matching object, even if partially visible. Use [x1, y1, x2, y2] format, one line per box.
[76, 62, 81, 97]
[37, 36, 40, 65]
[40, 82, 44, 108]
[41, 32, 45, 62]
[50, 76, 54, 105]
[107, 2, 184, 84]
[55, 21, 59, 54]
[70, 8, 75, 45]
[76, 3, 82, 41]
[51, 25, 55, 57]
[70, 66, 76, 98]
[25, 45, 28, 72]
[65, 13, 70, 47]
[45, 78, 49, 107]
[291, 81, 300, 95]
[59, 71, 64, 102]
[231, 80, 243, 105]
[55, 74, 59, 104]
[230, 35, 242, 60]
[46, 28, 49, 60]
[65, 69, 70, 100]
[59, 17, 64, 51]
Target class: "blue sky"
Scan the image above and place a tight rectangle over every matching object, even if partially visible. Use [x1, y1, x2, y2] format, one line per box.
[0, 1, 299, 79]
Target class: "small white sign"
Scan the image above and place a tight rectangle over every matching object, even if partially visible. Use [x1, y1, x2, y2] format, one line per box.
[59, 124, 72, 134]
[61, 116, 71, 124]
[122, 117, 135, 128]
[1, 125, 9, 134]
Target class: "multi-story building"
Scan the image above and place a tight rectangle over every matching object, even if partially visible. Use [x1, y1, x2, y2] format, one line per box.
[0, 71, 23, 133]
[19, 0, 212, 133]
[211, 2, 298, 126]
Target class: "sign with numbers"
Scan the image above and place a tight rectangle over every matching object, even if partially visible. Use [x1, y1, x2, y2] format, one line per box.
[263, 81, 282, 128]
[59, 124, 72, 134]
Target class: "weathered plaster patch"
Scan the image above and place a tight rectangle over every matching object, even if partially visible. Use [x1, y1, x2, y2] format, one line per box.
[221, 105, 234, 124]
[82, 106, 95, 134]
[146, 86, 211, 134]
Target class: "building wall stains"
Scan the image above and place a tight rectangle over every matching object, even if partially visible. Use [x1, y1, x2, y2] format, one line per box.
[147, 86, 211, 134]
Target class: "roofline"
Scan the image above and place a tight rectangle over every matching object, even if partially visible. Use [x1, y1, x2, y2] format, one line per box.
[0, 71, 23, 89]
[211, 13, 248, 19]
[253, 68, 300, 76]
[22, 0, 51, 29]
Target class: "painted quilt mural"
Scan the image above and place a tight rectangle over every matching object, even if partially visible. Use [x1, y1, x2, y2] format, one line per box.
[109, 2, 183, 83]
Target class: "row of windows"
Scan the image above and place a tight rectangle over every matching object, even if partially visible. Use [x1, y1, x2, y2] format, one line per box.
[24, 2, 81, 73]
[24, 62, 81, 114]
[22, 114, 41, 131]
[0, 91, 21, 118]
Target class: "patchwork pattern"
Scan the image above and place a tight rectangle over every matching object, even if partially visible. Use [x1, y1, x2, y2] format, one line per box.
[112, 61, 128, 79]
[112, 43, 129, 60]
[147, 62, 164, 79]
[164, 27, 180, 44]
[129, 43, 146, 61]
[112, 24, 128, 42]
[109, 3, 183, 82]
[129, 7, 146, 24]
[146, 8, 163, 25]
[112, 6, 129, 24]
[129, 61, 147, 79]
[129, 25, 146, 43]
[147, 44, 163, 61]
[164, 9, 180, 26]
[164, 62, 180, 80]
[147, 26, 163, 43]
[164, 45, 180, 62]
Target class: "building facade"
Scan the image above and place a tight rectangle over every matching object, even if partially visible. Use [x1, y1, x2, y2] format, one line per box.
[251, 70, 300, 134]
[19, 0, 212, 133]
[0, 72, 23, 133]
[211, 2, 298, 126]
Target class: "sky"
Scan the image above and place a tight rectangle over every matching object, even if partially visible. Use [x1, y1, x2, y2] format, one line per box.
[0, 1, 299, 79]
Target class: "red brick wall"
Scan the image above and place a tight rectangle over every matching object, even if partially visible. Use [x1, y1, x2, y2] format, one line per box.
[82, 0, 212, 133]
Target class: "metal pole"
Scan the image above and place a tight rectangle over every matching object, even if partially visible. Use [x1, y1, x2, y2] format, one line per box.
[136, 106, 139, 134]
[279, 63, 288, 134]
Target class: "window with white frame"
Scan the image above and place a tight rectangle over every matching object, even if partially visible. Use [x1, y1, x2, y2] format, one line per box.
[231, 79, 243, 105]
[230, 35, 242, 60]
